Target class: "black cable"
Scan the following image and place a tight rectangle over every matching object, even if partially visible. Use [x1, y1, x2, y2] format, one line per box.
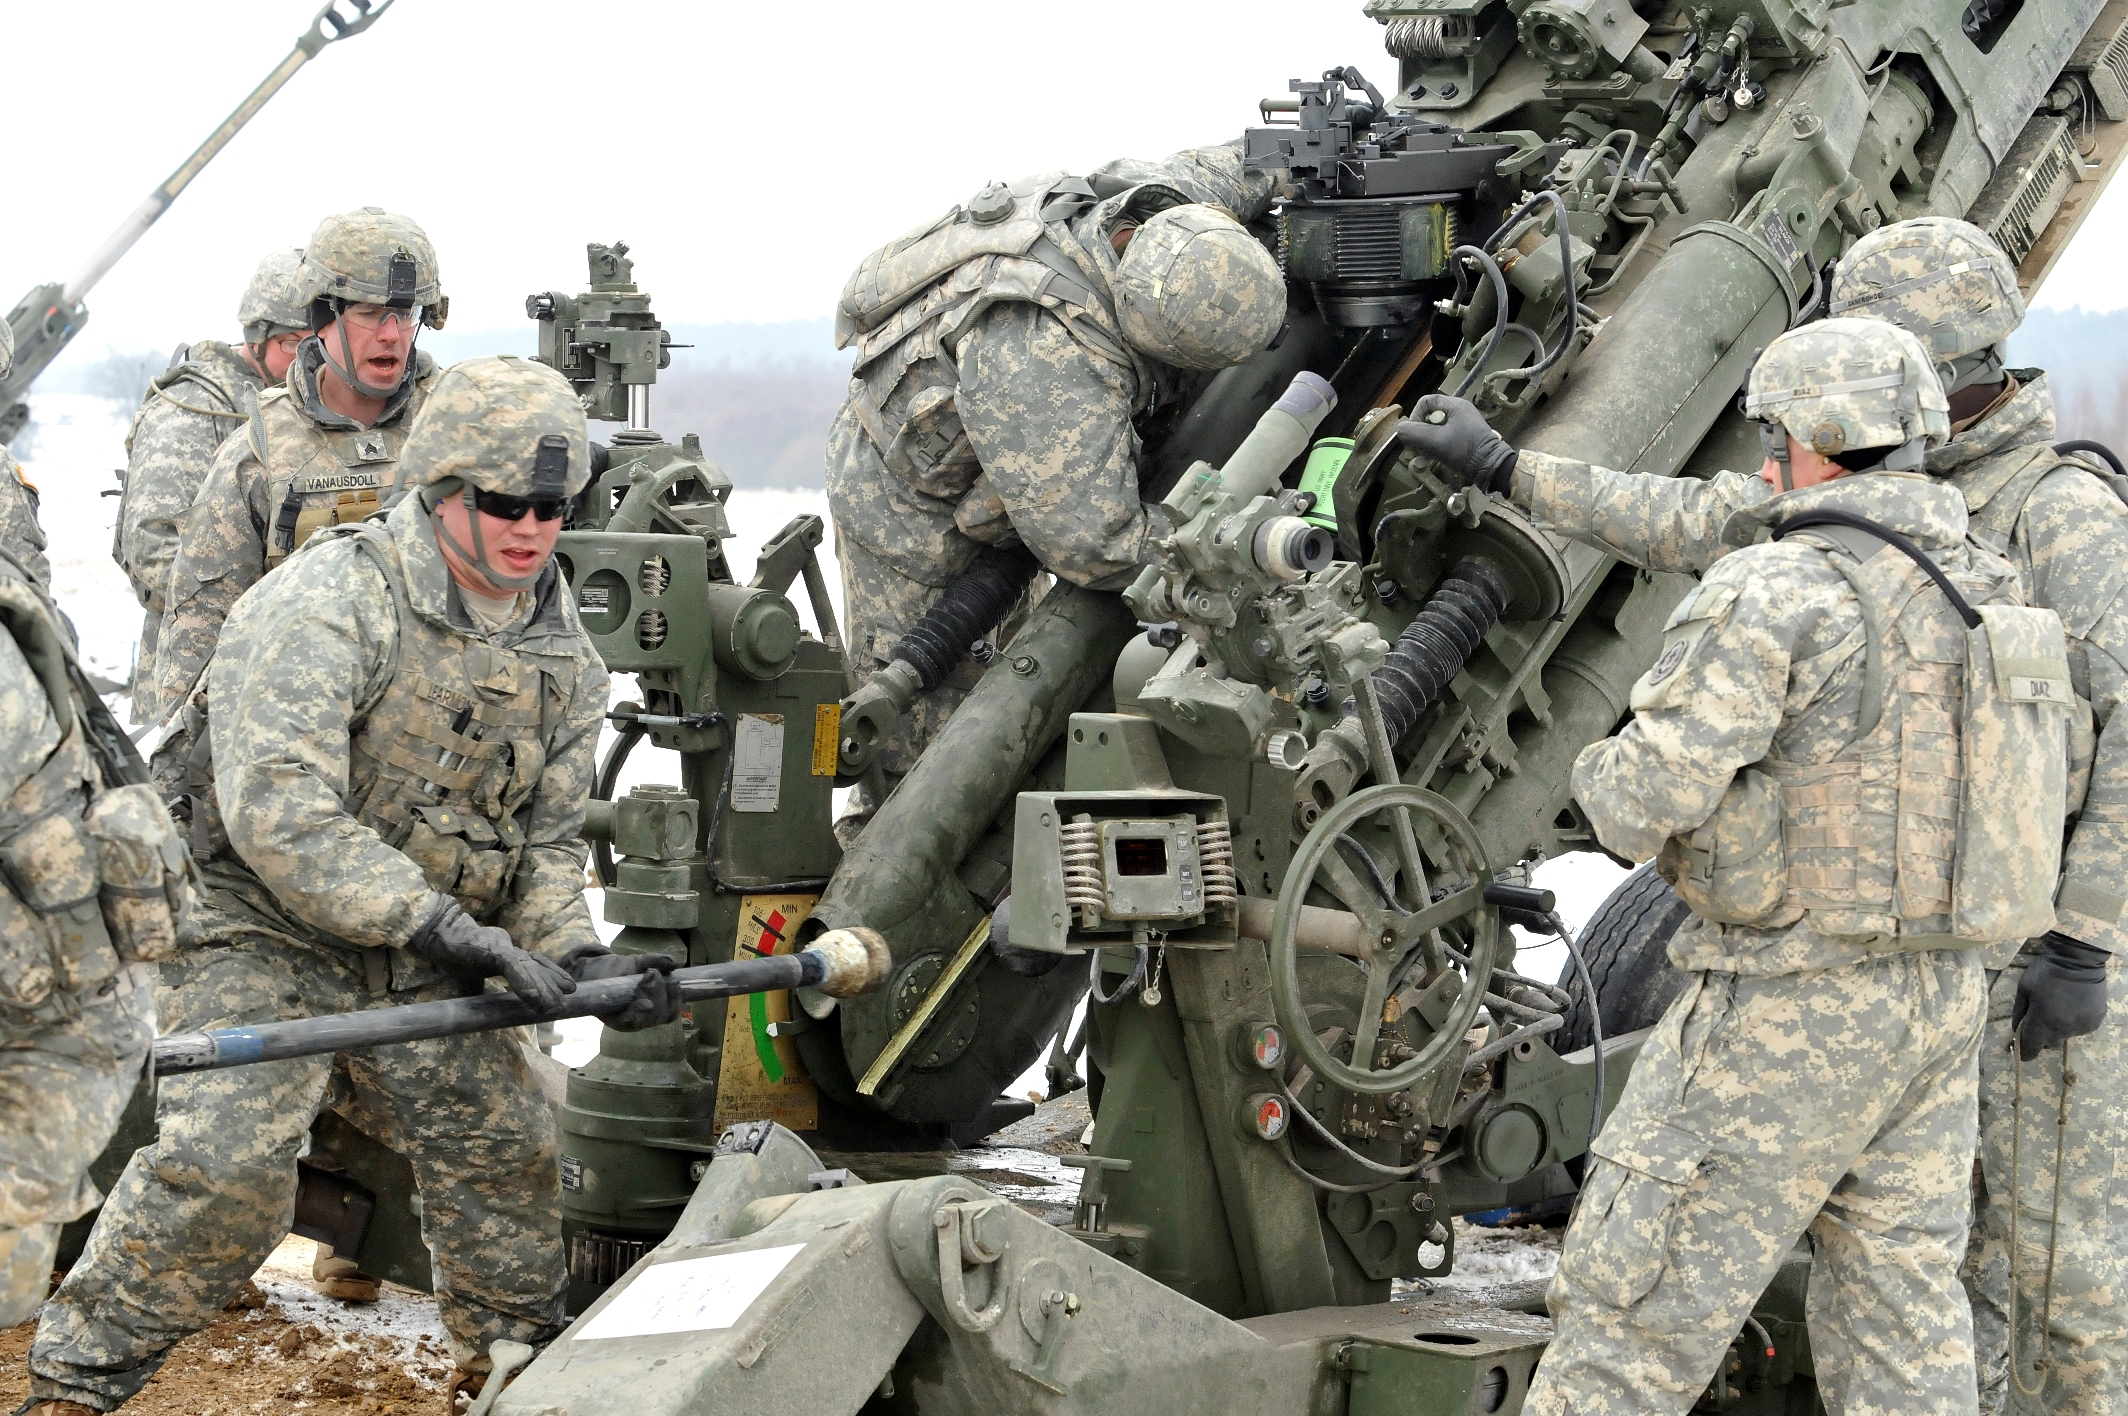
[1772, 510, 1981, 628]
[1547, 910, 1606, 1155]
[591, 721, 647, 889]
[2057, 439, 2127, 477]
[1088, 946, 1149, 1005]
[1477, 190, 1578, 385]
[1450, 245, 1512, 399]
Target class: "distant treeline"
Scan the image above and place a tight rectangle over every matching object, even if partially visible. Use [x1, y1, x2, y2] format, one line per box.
[38, 307, 2128, 488]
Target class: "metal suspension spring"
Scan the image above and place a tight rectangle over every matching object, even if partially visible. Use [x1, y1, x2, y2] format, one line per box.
[1197, 820, 1237, 906]
[1060, 817, 1104, 926]
[1385, 14, 1473, 59]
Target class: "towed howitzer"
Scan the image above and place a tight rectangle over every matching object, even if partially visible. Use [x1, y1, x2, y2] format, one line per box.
[485, 0, 2128, 1408]
[148, 933, 891, 1077]
[0, 0, 395, 444]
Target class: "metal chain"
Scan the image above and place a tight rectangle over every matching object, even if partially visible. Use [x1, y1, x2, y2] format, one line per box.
[1141, 943, 1169, 1007]
[2008, 1026, 2072, 1399]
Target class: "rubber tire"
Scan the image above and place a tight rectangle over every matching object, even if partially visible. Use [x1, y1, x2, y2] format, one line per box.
[1555, 861, 1693, 1058]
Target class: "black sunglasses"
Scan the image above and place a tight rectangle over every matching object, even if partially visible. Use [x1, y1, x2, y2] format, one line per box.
[474, 488, 568, 522]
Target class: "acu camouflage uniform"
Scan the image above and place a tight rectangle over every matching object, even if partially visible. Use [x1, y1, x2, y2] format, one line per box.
[0, 450, 50, 591]
[1506, 228, 2127, 1410]
[115, 246, 311, 722]
[826, 141, 1281, 781]
[1526, 321, 2076, 1416]
[152, 338, 438, 717]
[28, 478, 605, 1407]
[0, 550, 166, 1328]
[112, 341, 266, 720]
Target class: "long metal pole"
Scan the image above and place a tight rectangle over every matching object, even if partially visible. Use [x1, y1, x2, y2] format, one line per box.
[62, 0, 399, 306]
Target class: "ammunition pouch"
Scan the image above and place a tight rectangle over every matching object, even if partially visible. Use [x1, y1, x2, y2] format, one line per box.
[0, 800, 114, 1006]
[398, 803, 525, 920]
[84, 782, 193, 966]
[1660, 769, 1793, 927]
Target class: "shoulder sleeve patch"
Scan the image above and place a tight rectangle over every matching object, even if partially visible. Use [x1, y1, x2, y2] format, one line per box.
[1633, 582, 1742, 711]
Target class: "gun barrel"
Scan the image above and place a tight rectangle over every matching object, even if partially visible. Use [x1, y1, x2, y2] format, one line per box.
[62, 0, 397, 306]
[152, 948, 839, 1077]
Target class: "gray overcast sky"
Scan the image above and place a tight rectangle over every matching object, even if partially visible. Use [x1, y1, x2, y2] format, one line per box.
[4, 0, 2121, 364]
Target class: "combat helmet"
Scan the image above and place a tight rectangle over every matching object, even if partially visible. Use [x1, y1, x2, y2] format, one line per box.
[1744, 317, 1948, 485]
[300, 207, 447, 399]
[1112, 205, 1286, 371]
[408, 356, 589, 591]
[238, 247, 313, 344]
[1828, 217, 2025, 395]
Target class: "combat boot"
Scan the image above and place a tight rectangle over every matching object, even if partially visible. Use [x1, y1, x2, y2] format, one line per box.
[311, 1244, 381, 1303]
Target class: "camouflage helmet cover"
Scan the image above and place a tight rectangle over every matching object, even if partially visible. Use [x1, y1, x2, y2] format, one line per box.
[1744, 317, 1950, 458]
[301, 207, 447, 327]
[1827, 217, 2024, 360]
[405, 356, 591, 500]
[1112, 205, 1287, 371]
[238, 247, 314, 342]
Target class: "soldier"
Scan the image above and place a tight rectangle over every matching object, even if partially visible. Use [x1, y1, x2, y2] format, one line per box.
[1411, 217, 2123, 1412]
[152, 207, 445, 719]
[827, 141, 1286, 828]
[0, 314, 49, 588]
[0, 314, 178, 1328]
[113, 248, 312, 722]
[1409, 318, 2070, 1413]
[23, 357, 678, 1413]
[1835, 222, 2126, 1416]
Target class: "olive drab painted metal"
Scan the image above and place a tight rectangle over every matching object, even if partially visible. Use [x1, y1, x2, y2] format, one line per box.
[482, 0, 2128, 1407]
[41, 0, 2128, 1406]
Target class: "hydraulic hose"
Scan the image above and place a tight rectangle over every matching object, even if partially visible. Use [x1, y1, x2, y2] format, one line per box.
[894, 545, 1041, 689]
[1372, 557, 1512, 743]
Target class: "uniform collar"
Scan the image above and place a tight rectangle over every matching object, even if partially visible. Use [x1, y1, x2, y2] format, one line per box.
[287, 339, 436, 432]
[1926, 369, 2055, 479]
[1724, 470, 1970, 551]
[380, 496, 566, 643]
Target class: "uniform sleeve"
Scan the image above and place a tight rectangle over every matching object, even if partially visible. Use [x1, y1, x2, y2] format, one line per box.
[0, 454, 50, 591]
[1570, 567, 1794, 862]
[1088, 138, 1278, 224]
[2024, 472, 2128, 954]
[155, 438, 273, 709]
[1514, 450, 1769, 576]
[209, 551, 440, 949]
[955, 302, 1152, 590]
[119, 391, 233, 614]
[492, 653, 607, 962]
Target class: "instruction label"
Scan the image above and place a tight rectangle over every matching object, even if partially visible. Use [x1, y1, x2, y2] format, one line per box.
[732, 713, 785, 812]
[572, 1244, 806, 1341]
[811, 702, 842, 777]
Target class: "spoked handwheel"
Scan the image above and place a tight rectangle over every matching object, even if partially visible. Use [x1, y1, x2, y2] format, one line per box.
[1268, 783, 1500, 1095]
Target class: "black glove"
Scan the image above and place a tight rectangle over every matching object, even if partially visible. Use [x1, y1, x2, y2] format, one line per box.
[564, 948, 682, 1032]
[408, 900, 576, 1011]
[1397, 394, 1519, 495]
[2012, 931, 2111, 1061]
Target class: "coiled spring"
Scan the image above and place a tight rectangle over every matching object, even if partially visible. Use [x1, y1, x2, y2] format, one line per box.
[1385, 14, 1473, 59]
[1197, 820, 1237, 906]
[1060, 817, 1103, 925]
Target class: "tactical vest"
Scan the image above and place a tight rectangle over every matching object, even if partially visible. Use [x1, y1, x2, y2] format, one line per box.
[836, 173, 1165, 503]
[248, 384, 418, 565]
[1664, 523, 2072, 949]
[333, 526, 559, 921]
[0, 562, 187, 1008]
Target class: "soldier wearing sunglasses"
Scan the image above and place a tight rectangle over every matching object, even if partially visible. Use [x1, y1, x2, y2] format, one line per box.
[153, 208, 447, 726]
[22, 357, 675, 1416]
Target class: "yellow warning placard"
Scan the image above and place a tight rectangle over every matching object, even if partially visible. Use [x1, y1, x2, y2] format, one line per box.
[712, 894, 822, 1132]
[811, 703, 842, 777]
